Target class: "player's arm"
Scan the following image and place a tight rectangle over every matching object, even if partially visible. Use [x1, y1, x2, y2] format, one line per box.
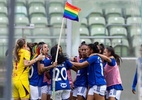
[94, 53, 111, 63]
[71, 65, 78, 72]
[132, 68, 138, 94]
[39, 62, 56, 74]
[71, 61, 89, 69]
[24, 54, 44, 67]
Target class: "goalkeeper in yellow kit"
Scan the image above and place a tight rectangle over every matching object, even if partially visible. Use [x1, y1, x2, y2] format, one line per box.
[12, 38, 44, 100]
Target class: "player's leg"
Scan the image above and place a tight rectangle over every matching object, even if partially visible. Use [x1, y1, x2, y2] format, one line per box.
[38, 87, 41, 100]
[30, 85, 39, 100]
[12, 81, 20, 100]
[72, 87, 78, 100]
[77, 87, 87, 100]
[55, 90, 62, 100]
[47, 85, 52, 100]
[108, 89, 122, 100]
[93, 85, 106, 100]
[41, 85, 48, 100]
[87, 87, 94, 100]
[62, 90, 71, 100]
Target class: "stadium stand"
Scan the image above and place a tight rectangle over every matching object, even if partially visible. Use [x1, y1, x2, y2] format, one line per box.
[105, 7, 122, 19]
[0, 0, 140, 58]
[79, 25, 89, 36]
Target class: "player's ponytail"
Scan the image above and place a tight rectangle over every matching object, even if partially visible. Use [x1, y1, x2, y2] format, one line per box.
[13, 38, 26, 62]
[106, 46, 122, 66]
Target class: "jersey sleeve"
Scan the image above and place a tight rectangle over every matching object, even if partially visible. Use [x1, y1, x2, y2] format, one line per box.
[65, 60, 73, 70]
[108, 58, 116, 66]
[87, 55, 97, 65]
[40, 60, 44, 64]
[24, 50, 30, 60]
[132, 68, 138, 91]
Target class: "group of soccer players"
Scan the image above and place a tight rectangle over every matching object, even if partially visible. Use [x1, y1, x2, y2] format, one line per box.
[12, 38, 123, 100]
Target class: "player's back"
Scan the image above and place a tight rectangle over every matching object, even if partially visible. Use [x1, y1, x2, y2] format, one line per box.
[12, 49, 31, 81]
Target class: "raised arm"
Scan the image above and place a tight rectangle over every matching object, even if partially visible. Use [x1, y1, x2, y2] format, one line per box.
[24, 54, 44, 67]
[97, 53, 111, 63]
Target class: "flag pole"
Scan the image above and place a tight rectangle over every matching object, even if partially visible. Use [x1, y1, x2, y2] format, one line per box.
[52, 17, 65, 100]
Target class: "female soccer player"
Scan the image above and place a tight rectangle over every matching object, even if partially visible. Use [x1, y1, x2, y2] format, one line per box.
[12, 38, 44, 100]
[96, 46, 123, 100]
[71, 43, 106, 100]
[132, 44, 142, 99]
[50, 45, 77, 100]
[29, 44, 40, 100]
[38, 43, 52, 100]
[72, 43, 88, 100]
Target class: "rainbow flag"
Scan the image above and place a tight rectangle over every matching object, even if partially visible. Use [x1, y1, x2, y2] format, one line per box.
[63, 2, 81, 21]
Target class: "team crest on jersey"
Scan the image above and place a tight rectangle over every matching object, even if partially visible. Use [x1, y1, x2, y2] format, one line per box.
[60, 83, 67, 88]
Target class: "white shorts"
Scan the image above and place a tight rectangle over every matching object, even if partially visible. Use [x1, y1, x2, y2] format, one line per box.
[41, 85, 48, 94]
[106, 89, 122, 100]
[47, 85, 52, 95]
[40, 85, 52, 95]
[52, 90, 71, 100]
[30, 85, 39, 100]
[72, 87, 87, 98]
[88, 85, 106, 96]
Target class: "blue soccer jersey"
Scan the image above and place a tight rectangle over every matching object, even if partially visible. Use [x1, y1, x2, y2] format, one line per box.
[38, 57, 52, 87]
[50, 60, 73, 91]
[74, 58, 88, 88]
[87, 55, 106, 87]
[29, 61, 39, 86]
